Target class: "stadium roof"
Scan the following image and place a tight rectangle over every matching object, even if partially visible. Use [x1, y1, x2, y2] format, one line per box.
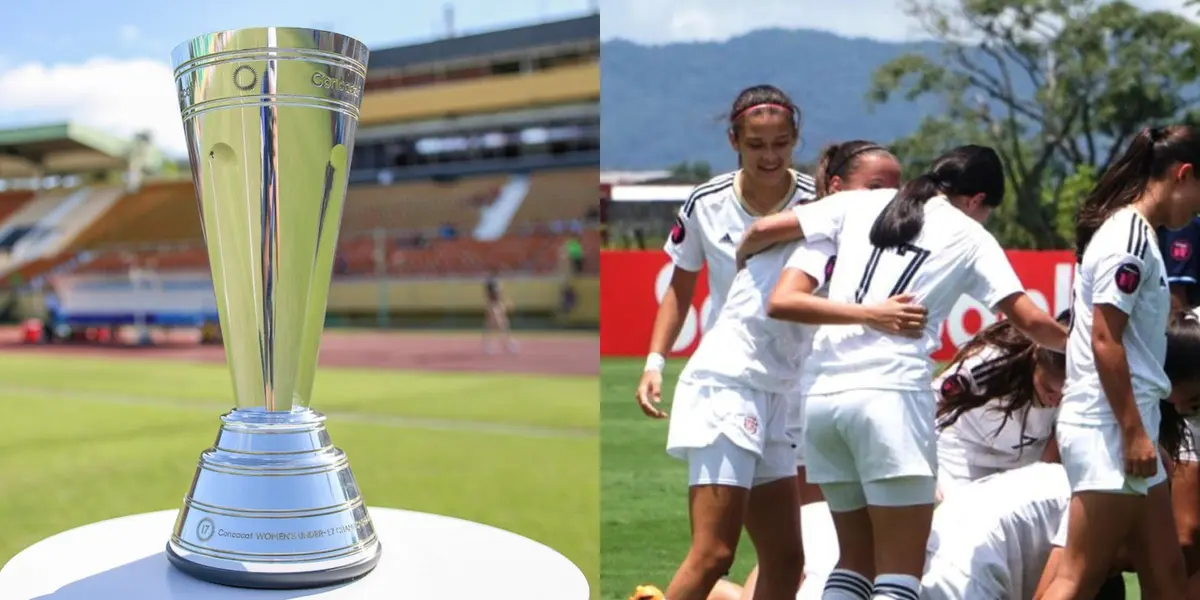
[369, 13, 599, 71]
[0, 123, 167, 177]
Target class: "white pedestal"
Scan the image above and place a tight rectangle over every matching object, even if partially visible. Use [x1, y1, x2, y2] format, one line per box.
[0, 508, 590, 599]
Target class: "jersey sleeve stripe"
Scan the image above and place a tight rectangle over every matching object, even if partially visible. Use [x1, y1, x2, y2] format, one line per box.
[968, 359, 1005, 386]
[1135, 221, 1149, 259]
[794, 171, 816, 195]
[1125, 214, 1150, 259]
[681, 175, 735, 217]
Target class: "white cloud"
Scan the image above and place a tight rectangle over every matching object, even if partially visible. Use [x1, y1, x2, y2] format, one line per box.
[600, 0, 1197, 44]
[118, 25, 140, 44]
[0, 58, 186, 158]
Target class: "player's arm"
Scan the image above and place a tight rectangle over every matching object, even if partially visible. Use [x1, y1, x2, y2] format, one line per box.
[995, 294, 1067, 352]
[637, 204, 705, 418]
[650, 205, 705, 358]
[737, 211, 803, 268]
[736, 195, 845, 268]
[648, 268, 699, 357]
[1090, 245, 1154, 467]
[766, 243, 927, 334]
[971, 235, 1068, 352]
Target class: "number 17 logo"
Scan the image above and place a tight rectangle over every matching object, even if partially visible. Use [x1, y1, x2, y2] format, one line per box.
[854, 243, 932, 304]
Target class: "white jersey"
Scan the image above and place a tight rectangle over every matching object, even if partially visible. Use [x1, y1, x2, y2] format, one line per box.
[680, 238, 836, 393]
[665, 170, 816, 328]
[1060, 208, 1171, 426]
[922, 462, 1071, 600]
[791, 189, 1025, 395]
[936, 345, 1058, 473]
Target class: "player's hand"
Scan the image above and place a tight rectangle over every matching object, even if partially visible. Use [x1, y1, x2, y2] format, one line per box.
[636, 370, 667, 419]
[1121, 428, 1158, 478]
[865, 293, 928, 338]
[735, 247, 751, 271]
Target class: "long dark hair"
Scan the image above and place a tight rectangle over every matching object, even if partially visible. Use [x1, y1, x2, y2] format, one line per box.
[936, 311, 1071, 444]
[814, 140, 895, 198]
[1162, 311, 1200, 466]
[1076, 125, 1200, 262]
[868, 145, 1006, 249]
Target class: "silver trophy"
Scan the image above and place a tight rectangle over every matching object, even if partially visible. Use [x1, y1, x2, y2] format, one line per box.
[166, 28, 379, 589]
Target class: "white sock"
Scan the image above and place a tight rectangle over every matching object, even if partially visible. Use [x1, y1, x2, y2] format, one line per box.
[822, 568, 872, 600]
[871, 573, 920, 600]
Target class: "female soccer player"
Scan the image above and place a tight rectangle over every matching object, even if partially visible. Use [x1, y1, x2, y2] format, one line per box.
[793, 140, 903, 497]
[635, 84, 816, 420]
[934, 311, 1071, 499]
[729, 140, 903, 600]
[737, 144, 1068, 600]
[1039, 125, 1200, 600]
[660, 159, 917, 600]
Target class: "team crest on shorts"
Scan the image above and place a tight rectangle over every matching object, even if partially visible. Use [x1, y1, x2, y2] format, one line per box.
[940, 373, 968, 397]
[1114, 262, 1142, 294]
[669, 217, 686, 244]
[743, 416, 759, 435]
[1173, 239, 1192, 262]
[824, 255, 837, 282]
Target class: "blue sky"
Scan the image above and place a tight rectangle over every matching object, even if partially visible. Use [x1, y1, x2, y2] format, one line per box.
[0, 0, 595, 157]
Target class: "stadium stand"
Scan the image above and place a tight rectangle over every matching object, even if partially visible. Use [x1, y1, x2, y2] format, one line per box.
[0, 13, 600, 333]
[0, 191, 35, 224]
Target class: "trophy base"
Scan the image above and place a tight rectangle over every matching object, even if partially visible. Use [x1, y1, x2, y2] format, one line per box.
[167, 408, 382, 590]
[165, 539, 381, 590]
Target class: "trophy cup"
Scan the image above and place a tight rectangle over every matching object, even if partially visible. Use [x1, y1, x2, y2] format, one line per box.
[166, 28, 379, 589]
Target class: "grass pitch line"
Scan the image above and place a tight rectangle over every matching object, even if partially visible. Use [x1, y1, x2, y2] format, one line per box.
[0, 384, 596, 440]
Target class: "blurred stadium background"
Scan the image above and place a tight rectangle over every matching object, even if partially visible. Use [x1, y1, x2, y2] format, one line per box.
[0, 11, 600, 597]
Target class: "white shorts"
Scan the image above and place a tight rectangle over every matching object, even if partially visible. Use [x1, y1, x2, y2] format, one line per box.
[685, 434, 794, 488]
[666, 381, 793, 489]
[1057, 407, 1166, 495]
[803, 388, 938, 484]
[796, 502, 838, 600]
[785, 390, 806, 467]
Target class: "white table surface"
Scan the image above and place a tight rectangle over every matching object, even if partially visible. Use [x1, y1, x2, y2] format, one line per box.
[0, 507, 590, 599]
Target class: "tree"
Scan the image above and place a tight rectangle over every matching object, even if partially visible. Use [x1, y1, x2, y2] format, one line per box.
[668, 161, 713, 183]
[870, 0, 1200, 249]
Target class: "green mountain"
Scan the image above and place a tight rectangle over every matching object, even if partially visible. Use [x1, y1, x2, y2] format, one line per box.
[600, 29, 943, 171]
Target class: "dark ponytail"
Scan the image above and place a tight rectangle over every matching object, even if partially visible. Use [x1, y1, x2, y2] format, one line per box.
[815, 140, 893, 198]
[869, 145, 1005, 249]
[1075, 125, 1200, 262]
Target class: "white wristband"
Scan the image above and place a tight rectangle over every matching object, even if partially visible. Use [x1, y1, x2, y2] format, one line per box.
[644, 352, 666, 373]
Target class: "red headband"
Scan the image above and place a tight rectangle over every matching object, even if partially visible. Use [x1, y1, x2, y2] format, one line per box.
[731, 102, 793, 122]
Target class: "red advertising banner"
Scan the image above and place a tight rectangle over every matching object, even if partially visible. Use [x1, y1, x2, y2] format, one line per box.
[600, 249, 1076, 361]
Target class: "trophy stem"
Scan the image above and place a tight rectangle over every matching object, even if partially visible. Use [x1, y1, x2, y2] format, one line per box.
[167, 408, 382, 589]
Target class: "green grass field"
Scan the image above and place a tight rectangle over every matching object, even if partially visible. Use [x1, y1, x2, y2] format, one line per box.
[600, 358, 1140, 600]
[0, 353, 599, 598]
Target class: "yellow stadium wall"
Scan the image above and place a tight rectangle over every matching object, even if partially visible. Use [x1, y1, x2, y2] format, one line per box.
[360, 62, 600, 125]
[328, 275, 599, 324]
